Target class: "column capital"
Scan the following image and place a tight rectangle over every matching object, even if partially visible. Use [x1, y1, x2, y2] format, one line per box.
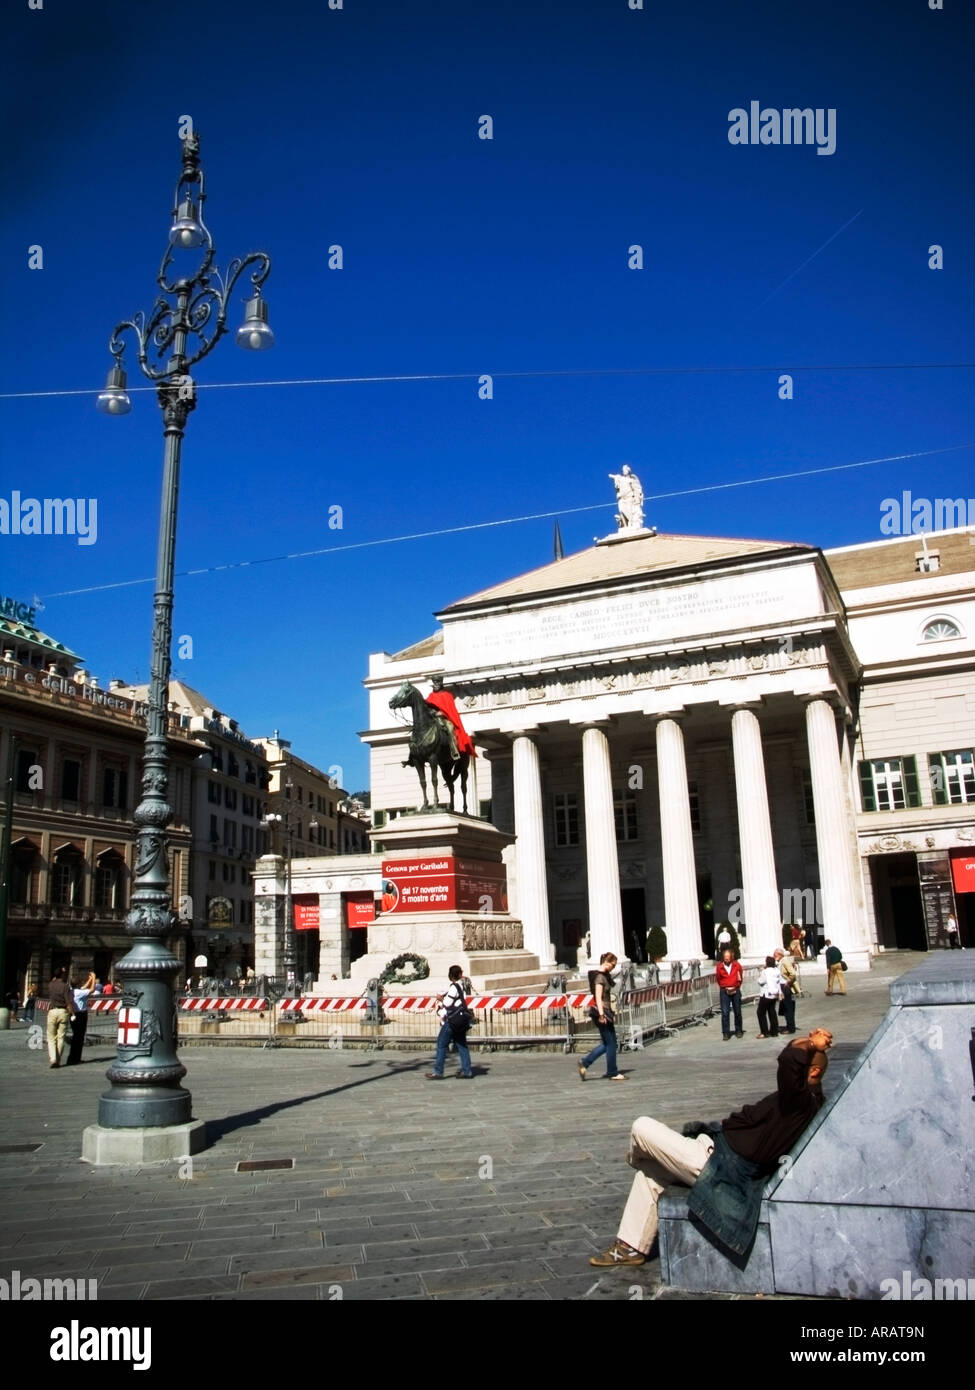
[570, 716, 614, 731]
[506, 726, 542, 740]
[644, 706, 687, 724]
[721, 699, 764, 713]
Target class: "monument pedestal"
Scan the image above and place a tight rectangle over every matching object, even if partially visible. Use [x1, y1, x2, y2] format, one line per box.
[338, 812, 552, 993]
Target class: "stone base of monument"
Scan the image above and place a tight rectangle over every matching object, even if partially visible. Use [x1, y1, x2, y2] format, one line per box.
[658, 952, 975, 1295]
[81, 1119, 207, 1167]
[336, 811, 553, 994]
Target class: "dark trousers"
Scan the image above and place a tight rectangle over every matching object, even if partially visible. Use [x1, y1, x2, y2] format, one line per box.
[779, 987, 796, 1032]
[756, 998, 779, 1036]
[66, 1010, 88, 1065]
[720, 989, 743, 1037]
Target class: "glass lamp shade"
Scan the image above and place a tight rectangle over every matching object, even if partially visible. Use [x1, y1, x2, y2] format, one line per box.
[169, 199, 206, 249]
[96, 365, 132, 416]
[236, 295, 274, 350]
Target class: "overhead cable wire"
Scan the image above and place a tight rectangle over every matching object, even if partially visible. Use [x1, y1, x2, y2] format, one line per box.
[38, 441, 975, 600]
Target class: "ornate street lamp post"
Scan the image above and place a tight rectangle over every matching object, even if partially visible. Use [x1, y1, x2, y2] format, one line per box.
[85, 133, 273, 1159]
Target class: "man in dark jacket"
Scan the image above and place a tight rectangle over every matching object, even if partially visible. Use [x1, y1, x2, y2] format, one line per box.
[589, 1028, 832, 1266]
[46, 967, 77, 1069]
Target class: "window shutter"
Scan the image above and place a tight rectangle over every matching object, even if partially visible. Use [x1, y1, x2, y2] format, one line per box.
[904, 756, 921, 808]
[857, 761, 876, 812]
[928, 755, 947, 806]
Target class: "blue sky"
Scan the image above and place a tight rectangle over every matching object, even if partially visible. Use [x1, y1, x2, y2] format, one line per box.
[2, 0, 972, 791]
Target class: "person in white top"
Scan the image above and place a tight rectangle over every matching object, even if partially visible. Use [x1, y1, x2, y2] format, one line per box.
[755, 955, 781, 1039]
[427, 965, 474, 1080]
[66, 970, 95, 1066]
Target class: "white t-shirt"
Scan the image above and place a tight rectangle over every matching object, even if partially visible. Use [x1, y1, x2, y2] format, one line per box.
[73, 987, 92, 1013]
[759, 967, 780, 999]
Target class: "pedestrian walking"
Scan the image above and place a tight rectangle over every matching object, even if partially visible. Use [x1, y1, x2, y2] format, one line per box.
[824, 939, 847, 995]
[45, 968, 76, 1068]
[577, 952, 626, 1081]
[946, 914, 961, 950]
[755, 956, 780, 1038]
[66, 971, 95, 1065]
[714, 924, 732, 961]
[587, 1028, 833, 1266]
[773, 948, 798, 1033]
[426, 964, 474, 1079]
[716, 947, 744, 1040]
[24, 986, 37, 1024]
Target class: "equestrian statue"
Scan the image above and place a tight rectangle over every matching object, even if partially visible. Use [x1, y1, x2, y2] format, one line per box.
[389, 675, 475, 813]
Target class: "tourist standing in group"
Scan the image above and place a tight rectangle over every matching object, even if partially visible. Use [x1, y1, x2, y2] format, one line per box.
[755, 956, 781, 1039]
[824, 940, 847, 995]
[45, 967, 76, 1068]
[774, 949, 798, 1034]
[66, 971, 95, 1066]
[716, 947, 744, 1040]
[427, 964, 474, 1080]
[578, 952, 626, 1081]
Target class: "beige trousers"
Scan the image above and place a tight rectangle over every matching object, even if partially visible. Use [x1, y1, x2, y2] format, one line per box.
[827, 963, 847, 994]
[47, 1007, 69, 1064]
[617, 1116, 715, 1254]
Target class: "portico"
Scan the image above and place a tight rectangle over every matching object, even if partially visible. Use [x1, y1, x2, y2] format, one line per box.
[365, 531, 871, 969]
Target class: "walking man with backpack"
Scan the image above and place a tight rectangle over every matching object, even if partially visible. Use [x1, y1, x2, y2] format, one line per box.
[427, 964, 475, 1079]
[824, 940, 847, 995]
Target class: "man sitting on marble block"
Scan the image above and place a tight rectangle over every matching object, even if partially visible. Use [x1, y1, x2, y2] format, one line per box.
[589, 1027, 832, 1267]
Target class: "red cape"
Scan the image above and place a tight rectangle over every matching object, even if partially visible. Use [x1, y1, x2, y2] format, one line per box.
[426, 689, 476, 757]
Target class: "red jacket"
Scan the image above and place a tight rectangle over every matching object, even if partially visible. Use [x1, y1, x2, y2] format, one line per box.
[716, 959, 743, 991]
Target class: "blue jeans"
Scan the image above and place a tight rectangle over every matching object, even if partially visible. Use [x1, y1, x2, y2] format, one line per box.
[432, 1020, 472, 1076]
[581, 1021, 618, 1076]
[720, 988, 743, 1036]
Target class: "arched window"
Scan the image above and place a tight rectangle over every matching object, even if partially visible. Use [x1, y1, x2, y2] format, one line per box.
[10, 837, 40, 904]
[94, 850, 126, 910]
[921, 616, 962, 642]
[51, 844, 84, 907]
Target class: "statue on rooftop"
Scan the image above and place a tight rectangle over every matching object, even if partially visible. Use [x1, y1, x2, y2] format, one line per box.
[609, 465, 646, 531]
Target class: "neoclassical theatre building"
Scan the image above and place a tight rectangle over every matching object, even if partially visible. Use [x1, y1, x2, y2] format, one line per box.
[364, 520, 975, 969]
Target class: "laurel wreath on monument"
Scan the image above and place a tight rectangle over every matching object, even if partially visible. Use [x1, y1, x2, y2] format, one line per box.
[379, 952, 431, 987]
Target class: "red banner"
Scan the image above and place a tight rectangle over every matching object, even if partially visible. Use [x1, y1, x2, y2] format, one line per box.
[293, 896, 320, 931]
[346, 892, 375, 928]
[950, 850, 975, 894]
[380, 856, 507, 914]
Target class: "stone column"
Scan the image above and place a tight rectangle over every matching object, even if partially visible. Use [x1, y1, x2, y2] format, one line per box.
[511, 732, 554, 966]
[654, 714, 702, 959]
[580, 723, 625, 963]
[805, 697, 869, 952]
[729, 705, 781, 961]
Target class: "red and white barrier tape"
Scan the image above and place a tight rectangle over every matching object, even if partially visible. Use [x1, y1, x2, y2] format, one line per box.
[180, 997, 268, 1011]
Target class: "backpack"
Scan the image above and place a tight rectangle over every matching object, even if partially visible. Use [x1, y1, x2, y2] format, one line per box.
[445, 983, 477, 1033]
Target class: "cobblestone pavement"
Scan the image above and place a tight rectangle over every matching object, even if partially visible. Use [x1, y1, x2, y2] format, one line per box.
[0, 954, 910, 1302]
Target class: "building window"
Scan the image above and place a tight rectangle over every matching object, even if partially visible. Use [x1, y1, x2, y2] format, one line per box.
[614, 788, 638, 842]
[225, 786, 238, 810]
[94, 855, 124, 910]
[553, 792, 580, 847]
[223, 863, 235, 883]
[922, 617, 961, 641]
[60, 757, 82, 802]
[242, 794, 254, 816]
[10, 844, 37, 904]
[688, 781, 701, 834]
[858, 756, 921, 812]
[801, 769, 816, 826]
[51, 849, 83, 907]
[15, 747, 40, 794]
[210, 748, 224, 772]
[223, 819, 237, 849]
[209, 815, 219, 844]
[241, 824, 254, 854]
[929, 749, 975, 805]
[208, 859, 216, 880]
[208, 780, 221, 804]
[228, 755, 240, 778]
[245, 761, 257, 785]
[102, 766, 128, 810]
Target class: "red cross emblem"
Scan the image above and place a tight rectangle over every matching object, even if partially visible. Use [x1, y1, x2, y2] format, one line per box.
[117, 1008, 142, 1046]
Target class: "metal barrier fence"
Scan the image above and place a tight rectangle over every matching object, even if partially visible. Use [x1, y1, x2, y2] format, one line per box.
[24, 969, 759, 1053]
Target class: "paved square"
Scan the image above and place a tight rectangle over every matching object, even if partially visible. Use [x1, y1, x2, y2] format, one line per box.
[0, 957, 904, 1301]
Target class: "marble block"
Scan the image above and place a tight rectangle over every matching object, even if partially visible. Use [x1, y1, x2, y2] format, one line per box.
[659, 1191, 775, 1294]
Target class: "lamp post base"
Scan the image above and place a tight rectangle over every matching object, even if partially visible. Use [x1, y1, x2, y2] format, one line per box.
[81, 1119, 207, 1167]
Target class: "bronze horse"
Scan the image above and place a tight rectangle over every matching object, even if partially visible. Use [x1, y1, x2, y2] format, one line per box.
[389, 681, 470, 813]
